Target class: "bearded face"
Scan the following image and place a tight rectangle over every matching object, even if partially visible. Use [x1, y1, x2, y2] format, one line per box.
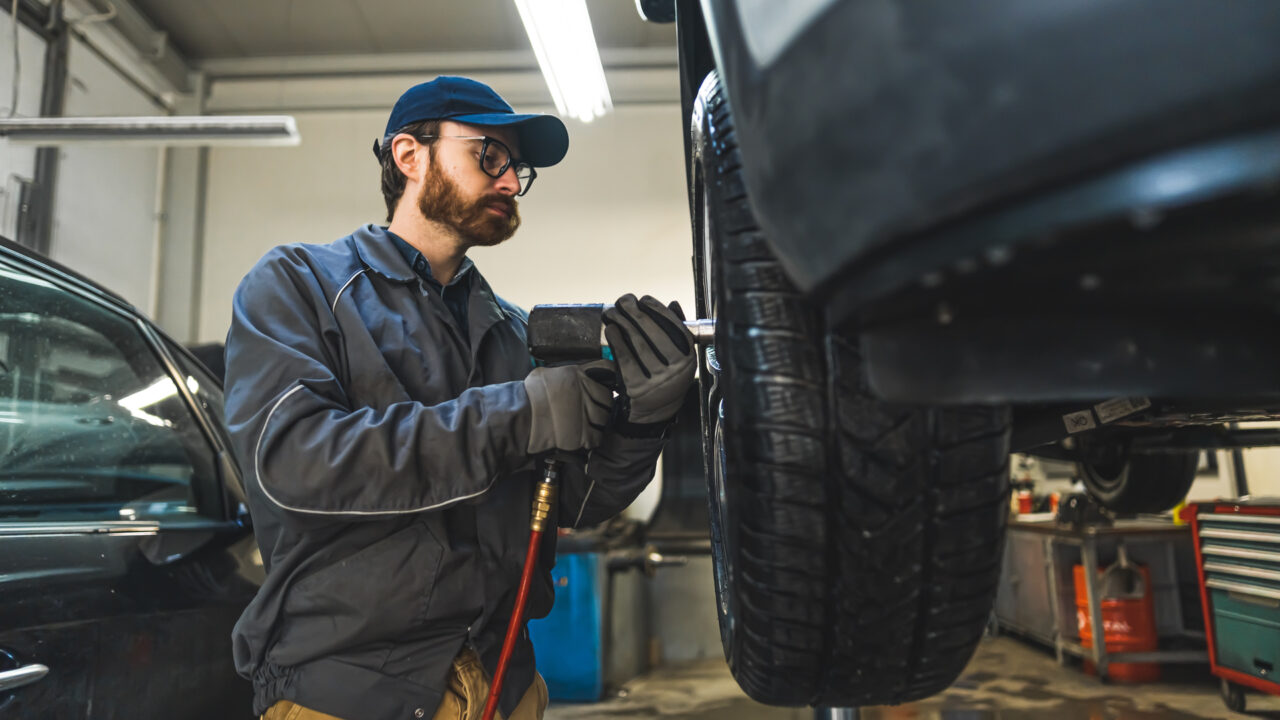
[417, 160, 521, 247]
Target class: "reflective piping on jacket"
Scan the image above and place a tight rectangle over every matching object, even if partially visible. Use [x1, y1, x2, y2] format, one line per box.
[331, 268, 369, 314]
[253, 382, 499, 516]
[572, 478, 596, 529]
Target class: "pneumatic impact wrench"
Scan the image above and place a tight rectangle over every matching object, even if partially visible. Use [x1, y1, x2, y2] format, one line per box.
[526, 304, 714, 364]
[480, 304, 712, 720]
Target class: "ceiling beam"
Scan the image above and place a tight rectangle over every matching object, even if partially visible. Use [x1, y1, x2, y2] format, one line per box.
[198, 47, 677, 80]
[203, 66, 678, 114]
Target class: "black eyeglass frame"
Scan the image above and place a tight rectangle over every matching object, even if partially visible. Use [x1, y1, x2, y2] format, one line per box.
[413, 134, 538, 196]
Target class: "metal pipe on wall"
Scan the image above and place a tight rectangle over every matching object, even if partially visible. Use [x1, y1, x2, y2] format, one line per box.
[24, 1, 67, 254]
[146, 143, 167, 319]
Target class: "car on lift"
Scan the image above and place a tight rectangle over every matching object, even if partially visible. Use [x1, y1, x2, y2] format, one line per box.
[638, 0, 1280, 708]
[0, 236, 258, 718]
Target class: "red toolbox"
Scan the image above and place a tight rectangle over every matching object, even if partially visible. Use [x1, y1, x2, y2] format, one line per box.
[1191, 501, 1280, 712]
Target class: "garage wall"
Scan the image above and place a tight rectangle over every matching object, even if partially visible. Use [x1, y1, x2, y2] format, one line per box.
[1188, 453, 1237, 502]
[1234, 422, 1280, 498]
[48, 38, 166, 311]
[0, 17, 48, 240]
[196, 103, 693, 341]
[1242, 455, 1280, 497]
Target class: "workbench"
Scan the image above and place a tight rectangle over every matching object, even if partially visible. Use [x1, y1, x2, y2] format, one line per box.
[995, 516, 1209, 679]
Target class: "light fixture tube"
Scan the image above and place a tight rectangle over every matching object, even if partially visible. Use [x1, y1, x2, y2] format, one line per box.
[0, 115, 301, 146]
[513, 0, 613, 123]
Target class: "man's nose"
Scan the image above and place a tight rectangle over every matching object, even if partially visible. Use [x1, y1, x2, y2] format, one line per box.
[493, 165, 520, 195]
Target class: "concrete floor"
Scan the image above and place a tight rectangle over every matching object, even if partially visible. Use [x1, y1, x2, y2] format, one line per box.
[545, 636, 1280, 719]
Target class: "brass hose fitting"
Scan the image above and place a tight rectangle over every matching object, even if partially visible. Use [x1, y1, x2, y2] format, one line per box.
[530, 481, 556, 532]
[531, 460, 560, 533]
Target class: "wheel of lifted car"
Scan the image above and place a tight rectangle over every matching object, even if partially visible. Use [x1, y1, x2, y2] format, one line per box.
[690, 70, 1013, 707]
[1078, 438, 1198, 514]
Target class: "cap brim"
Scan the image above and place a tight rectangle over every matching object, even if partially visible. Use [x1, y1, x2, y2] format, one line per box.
[449, 112, 569, 167]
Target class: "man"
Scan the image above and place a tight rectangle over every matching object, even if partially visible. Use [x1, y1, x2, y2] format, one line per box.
[225, 76, 696, 720]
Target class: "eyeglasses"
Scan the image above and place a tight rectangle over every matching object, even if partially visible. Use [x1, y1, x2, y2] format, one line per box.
[414, 134, 537, 196]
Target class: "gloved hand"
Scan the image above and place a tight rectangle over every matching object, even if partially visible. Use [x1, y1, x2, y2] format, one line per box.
[603, 294, 696, 431]
[523, 359, 617, 454]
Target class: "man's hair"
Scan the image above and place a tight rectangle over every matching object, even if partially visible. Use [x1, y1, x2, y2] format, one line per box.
[379, 119, 440, 222]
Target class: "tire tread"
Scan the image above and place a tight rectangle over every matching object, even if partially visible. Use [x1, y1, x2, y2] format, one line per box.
[693, 70, 1011, 707]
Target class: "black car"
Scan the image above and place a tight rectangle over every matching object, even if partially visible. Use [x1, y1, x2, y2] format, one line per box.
[0, 236, 259, 718]
[639, 0, 1280, 709]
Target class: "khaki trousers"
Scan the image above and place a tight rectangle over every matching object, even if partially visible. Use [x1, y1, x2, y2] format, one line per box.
[261, 649, 548, 720]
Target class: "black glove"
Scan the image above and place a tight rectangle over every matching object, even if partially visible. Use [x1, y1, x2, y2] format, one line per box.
[603, 294, 696, 434]
[523, 359, 617, 454]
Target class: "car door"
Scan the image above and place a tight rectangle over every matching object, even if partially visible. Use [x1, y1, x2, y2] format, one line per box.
[0, 255, 259, 719]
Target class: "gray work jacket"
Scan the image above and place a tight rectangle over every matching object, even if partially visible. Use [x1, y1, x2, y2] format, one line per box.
[224, 224, 664, 720]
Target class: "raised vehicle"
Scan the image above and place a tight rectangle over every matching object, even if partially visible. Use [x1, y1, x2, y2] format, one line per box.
[639, 0, 1280, 707]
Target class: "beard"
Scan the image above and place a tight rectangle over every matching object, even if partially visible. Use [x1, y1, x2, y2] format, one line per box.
[417, 165, 521, 247]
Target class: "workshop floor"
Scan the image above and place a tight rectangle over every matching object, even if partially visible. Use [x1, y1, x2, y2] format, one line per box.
[545, 636, 1280, 719]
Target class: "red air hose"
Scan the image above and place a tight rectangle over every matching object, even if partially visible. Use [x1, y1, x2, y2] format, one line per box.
[481, 460, 559, 720]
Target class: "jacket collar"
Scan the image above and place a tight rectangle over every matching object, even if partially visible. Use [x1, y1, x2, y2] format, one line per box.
[351, 224, 511, 334]
[352, 224, 417, 283]
[390, 232, 476, 290]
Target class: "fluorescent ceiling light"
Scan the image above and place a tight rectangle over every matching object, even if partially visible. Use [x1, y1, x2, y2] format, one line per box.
[513, 0, 613, 123]
[0, 115, 301, 146]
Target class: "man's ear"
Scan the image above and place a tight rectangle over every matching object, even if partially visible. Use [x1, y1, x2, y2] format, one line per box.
[391, 134, 426, 183]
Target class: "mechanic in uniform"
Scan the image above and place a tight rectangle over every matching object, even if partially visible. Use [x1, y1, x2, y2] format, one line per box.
[224, 76, 696, 720]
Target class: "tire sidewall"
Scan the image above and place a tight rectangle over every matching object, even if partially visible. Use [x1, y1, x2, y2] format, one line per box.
[691, 71, 743, 667]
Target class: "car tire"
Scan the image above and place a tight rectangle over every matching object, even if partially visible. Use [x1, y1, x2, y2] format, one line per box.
[691, 70, 1013, 706]
[1078, 440, 1198, 514]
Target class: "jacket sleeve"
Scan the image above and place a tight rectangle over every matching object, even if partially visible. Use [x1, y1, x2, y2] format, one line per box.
[557, 430, 666, 529]
[225, 251, 533, 520]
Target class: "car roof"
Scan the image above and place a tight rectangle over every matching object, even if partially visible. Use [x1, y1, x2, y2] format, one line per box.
[0, 234, 136, 312]
[0, 234, 224, 382]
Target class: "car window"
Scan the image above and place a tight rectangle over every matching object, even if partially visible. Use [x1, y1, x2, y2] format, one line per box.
[0, 262, 219, 524]
[165, 342, 227, 436]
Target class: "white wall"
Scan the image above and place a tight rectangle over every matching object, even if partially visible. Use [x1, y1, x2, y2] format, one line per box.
[197, 103, 693, 341]
[1242, 452, 1280, 498]
[153, 142, 205, 341]
[1187, 451, 1238, 502]
[48, 38, 166, 311]
[0, 18, 48, 240]
[1234, 422, 1280, 499]
[0, 12, 202, 336]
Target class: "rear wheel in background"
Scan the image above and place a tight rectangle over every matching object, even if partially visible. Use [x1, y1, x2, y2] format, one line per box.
[1077, 438, 1198, 514]
[691, 70, 1014, 707]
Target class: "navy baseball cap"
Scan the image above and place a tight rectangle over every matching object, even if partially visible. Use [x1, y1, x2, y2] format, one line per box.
[373, 76, 569, 167]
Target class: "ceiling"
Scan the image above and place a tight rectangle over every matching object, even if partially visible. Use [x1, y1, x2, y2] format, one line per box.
[128, 0, 677, 61]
